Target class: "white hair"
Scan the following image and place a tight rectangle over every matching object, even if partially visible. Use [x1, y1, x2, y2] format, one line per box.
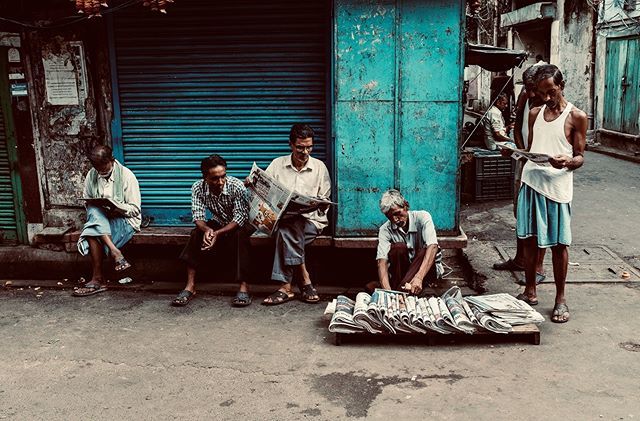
[379, 189, 408, 214]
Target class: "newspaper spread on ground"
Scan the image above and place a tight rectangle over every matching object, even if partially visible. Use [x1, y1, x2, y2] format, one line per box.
[327, 288, 543, 334]
[497, 144, 552, 167]
[246, 163, 335, 235]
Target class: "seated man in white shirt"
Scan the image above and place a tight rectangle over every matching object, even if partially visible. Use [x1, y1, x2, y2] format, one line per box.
[370, 189, 443, 297]
[73, 145, 141, 297]
[482, 93, 516, 151]
[260, 124, 332, 305]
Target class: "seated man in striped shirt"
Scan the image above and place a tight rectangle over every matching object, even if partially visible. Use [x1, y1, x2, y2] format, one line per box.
[172, 154, 254, 307]
[370, 189, 443, 296]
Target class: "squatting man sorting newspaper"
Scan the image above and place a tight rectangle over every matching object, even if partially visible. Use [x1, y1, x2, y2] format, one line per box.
[367, 189, 444, 297]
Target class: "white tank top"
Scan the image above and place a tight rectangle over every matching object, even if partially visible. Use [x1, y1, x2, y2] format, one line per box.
[521, 100, 530, 148]
[521, 103, 574, 203]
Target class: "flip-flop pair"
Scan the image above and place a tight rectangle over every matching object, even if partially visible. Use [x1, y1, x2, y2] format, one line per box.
[261, 283, 320, 306]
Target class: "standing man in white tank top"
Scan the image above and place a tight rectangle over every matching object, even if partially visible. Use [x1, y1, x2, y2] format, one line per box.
[515, 64, 588, 324]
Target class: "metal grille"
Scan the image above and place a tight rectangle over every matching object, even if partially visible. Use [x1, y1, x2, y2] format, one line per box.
[112, 0, 329, 225]
[0, 104, 17, 242]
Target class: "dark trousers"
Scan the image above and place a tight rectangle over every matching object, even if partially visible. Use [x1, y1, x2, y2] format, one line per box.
[271, 215, 319, 283]
[388, 243, 438, 294]
[179, 221, 253, 282]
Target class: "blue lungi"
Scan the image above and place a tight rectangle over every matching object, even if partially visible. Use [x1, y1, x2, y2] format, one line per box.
[516, 183, 572, 248]
[77, 206, 135, 256]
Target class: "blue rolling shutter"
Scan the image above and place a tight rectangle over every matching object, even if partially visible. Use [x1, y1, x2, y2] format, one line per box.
[0, 104, 17, 243]
[112, 0, 329, 225]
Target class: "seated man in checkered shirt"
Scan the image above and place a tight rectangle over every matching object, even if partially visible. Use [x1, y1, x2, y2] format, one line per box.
[172, 154, 254, 307]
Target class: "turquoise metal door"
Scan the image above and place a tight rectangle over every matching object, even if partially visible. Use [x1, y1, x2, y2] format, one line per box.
[334, 0, 463, 236]
[110, 0, 329, 225]
[604, 36, 640, 135]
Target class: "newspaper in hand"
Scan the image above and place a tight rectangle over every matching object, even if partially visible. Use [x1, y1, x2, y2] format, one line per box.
[246, 163, 335, 236]
[497, 144, 552, 166]
[82, 197, 128, 215]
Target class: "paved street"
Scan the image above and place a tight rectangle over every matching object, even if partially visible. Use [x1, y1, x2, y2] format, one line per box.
[1, 151, 639, 420]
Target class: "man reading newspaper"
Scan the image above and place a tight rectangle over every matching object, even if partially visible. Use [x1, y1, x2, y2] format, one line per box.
[257, 124, 331, 305]
[511, 64, 587, 324]
[73, 145, 141, 297]
[367, 189, 444, 297]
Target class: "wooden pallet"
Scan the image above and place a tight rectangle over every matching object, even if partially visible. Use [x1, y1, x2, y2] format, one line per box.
[333, 324, 540, 346]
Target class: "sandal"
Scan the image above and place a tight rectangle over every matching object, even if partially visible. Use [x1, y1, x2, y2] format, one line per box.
[231, 291, 252, 307]
[114, 257, 132, 272]
[493, 259, 524, 271]
[171, 290, 195, 307]
[261, 290, 293, 306]
[515, 292, 539, 306]
[299, 283, 320, 303]
[517, 272, 547, 286]
[551, 303, 570, 323]
[73, 283, 107, 297]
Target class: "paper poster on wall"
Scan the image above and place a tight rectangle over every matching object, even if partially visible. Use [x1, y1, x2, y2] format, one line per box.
[42, 41, 88, 106]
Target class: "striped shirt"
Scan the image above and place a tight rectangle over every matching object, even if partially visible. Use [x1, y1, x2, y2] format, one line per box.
[191, 176, 249, 227]
[376, 210, 444, 277]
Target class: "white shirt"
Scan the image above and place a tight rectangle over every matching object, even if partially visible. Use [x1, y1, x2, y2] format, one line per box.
[83, 161, 142, 231]
[265, 154, 331, 230]
[483, 106, 507, 151]
[376, 210, 444, 277]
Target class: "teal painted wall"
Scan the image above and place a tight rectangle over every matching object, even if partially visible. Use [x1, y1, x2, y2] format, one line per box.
[334, 0, 463, 236]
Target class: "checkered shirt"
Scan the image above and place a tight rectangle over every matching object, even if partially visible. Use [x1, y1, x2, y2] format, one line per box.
[191, 176, 249, 226]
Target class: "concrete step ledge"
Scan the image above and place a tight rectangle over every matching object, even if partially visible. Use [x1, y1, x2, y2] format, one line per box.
[57, 227, 467, 249]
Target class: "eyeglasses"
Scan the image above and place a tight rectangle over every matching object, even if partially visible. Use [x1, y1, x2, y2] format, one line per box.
[294, 145, 313, 153]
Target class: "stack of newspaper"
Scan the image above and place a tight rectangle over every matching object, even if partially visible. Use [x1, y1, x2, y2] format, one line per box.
[465, 293, 545, 326]
[326, 287, 544, 335]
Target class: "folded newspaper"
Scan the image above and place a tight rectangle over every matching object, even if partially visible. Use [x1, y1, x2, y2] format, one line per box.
[497, 144, 552, 166]
[82, 197, 128, 215]
[246, 163, 335, 236]
[327, 287, 543, 335]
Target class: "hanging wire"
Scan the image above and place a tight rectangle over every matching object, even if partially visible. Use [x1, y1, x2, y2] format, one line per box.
[0, 0, 142, 30]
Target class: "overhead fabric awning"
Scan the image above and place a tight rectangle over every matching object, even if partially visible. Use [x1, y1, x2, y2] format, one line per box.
[465, 43, 527, 72]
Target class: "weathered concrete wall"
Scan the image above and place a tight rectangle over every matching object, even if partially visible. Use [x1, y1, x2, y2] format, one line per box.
[554, 0, 595, 121]
[23, 21, 113, 230]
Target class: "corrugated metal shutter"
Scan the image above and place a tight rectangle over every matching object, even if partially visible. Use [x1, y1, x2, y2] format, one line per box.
[0, 106, 18, 243]
[112, 0, 329, 225]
